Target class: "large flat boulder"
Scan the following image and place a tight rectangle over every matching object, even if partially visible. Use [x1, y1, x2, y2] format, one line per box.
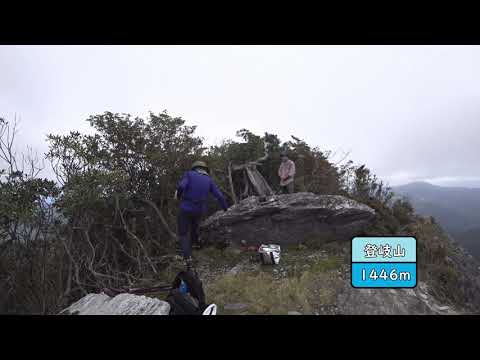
[200, 192, 375, 247]
[59, 293, 170, 315]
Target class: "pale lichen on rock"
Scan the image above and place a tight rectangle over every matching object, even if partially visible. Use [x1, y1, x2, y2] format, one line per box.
[59, 293, 170, 315]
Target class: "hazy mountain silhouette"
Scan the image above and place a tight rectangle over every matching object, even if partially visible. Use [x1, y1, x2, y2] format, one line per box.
[394, 181, 480, 258]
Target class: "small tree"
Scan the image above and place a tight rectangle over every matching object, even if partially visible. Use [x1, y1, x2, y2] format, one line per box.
[0, 117, 61, 314]
[392, 197, 415, 226]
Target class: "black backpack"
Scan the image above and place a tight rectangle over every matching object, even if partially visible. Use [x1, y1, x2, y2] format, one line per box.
[166, 270, 207, 315]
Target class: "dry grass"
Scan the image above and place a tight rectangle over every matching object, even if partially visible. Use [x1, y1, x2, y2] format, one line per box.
[401, 218, 462, 305]
[205, 254, 343, 315]
[205, 271, 312, 314]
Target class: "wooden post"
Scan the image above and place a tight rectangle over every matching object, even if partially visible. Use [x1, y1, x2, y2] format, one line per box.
[230, 139, 275, 199]
[228, 162, 238, 204]
[242, 169, 249, 199]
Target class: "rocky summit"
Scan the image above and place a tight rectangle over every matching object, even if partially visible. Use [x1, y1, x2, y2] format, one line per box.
[200, 192, 376, 247]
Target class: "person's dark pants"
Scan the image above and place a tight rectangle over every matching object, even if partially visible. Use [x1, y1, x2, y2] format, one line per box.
[177, 209, 202, 259]
[280, 181, 294, 194]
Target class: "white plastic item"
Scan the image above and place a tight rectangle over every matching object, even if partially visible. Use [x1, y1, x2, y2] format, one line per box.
[258, 244, 281, 265]
[202, 304, 217, 315]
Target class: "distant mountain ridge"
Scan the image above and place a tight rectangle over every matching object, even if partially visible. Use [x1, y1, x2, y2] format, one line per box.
[393, 181, 480, 259]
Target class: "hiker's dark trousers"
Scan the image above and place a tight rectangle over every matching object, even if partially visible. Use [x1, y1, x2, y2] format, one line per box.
[280, 181, 294, 194]
[177, 209, 202, 259]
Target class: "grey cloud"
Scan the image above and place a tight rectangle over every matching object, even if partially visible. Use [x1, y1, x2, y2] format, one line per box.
[1, 45, 479, 187]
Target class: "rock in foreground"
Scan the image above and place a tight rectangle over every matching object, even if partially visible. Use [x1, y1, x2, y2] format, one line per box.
[59, 293, 170, 315]
[200, 192, 375, 247]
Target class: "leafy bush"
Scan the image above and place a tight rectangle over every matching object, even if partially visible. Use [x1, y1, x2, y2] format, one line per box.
[0, 111, 416, 314]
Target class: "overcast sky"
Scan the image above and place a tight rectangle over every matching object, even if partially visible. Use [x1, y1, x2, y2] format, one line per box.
[1, 45, 480, 187]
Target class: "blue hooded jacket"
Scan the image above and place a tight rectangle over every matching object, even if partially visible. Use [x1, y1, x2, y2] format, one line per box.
[176, 169, 228, 214]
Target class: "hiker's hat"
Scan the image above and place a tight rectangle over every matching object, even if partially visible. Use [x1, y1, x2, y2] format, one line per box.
[192, 160, 209, 171]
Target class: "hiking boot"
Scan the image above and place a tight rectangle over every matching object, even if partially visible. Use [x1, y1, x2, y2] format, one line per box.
[185, 257, 200, 276]
[192, 236, 205, 250]
[174, 243, 183, 255]
[184, 257, 195, 271]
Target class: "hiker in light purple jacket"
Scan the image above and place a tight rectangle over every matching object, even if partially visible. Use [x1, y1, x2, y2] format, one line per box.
[278, 151, 295, 194]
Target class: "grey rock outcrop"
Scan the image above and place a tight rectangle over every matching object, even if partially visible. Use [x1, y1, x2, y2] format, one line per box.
[200, 192, 375, 247]
[59, 293, 170, 315]
[336, 281, 460, 315]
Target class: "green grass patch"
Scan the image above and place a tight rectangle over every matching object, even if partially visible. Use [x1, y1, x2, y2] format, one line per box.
[151, 243, 345, 313]
[205, 271, 313, 315]
[308, 256, 342, 273]
[194, 246, 249, 268]
[301, 232, 339, 250]
[205, 253, 343, 315]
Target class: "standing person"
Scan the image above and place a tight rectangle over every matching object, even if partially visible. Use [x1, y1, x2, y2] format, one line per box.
[175, 160, 228, 270]
[278, 151, 296, 194]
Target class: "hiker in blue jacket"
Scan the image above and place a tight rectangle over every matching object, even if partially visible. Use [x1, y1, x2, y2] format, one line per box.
[175, 160, 228, 269]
